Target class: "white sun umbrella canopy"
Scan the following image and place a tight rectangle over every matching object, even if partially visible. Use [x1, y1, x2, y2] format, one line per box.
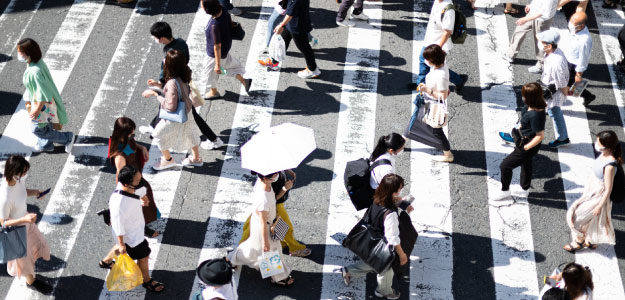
[241, 123, 316, 176]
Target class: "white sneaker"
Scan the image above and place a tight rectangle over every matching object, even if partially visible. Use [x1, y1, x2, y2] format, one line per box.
[139, 125, 153, 135]
[297, 68, 321, 79]
[152, 157, 178, 171]
[65, 132, 75, 154]
[200, 138, 224, 150]
[336, 19, 355, 27]
[513, 189, 530, 199]
[182, 157, 203, 167]
[350, 11, 369, 21]
[492, 190, 511, 201]
[528, 64, 542, 74]
[374, 289, 400, 300]
[228, 7, 242, 16]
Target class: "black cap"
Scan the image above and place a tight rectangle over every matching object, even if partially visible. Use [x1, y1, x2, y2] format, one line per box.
[196, 258, 233, 287]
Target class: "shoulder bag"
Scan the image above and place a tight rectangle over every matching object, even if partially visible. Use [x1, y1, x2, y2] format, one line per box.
[158, 79, 188, 123]
[0, 224, 27, 263]
[422, 95, 448, 128]
[342, 208, 397, 273]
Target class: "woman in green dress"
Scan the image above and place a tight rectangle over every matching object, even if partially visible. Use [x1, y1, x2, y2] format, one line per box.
[17, 38, 74, 153]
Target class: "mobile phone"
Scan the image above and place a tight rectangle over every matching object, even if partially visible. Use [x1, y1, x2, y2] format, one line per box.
[37, 188, 51, 199]
[544, 276, 557, 287]
[403, 195, 415, 204]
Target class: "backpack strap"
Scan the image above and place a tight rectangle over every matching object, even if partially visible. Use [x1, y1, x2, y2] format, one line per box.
[114, 189, 140, 200]
[371, 158, 391, 169]
[441, 4, 455, 22]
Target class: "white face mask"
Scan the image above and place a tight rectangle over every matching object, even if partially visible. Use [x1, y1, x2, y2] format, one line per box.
[424, 60, 434, 68]
[568, 23, 578, 33]
[594, 141, 606, 152]
[17, 53, 27, 62]
[135, 186, 147, 198]
[271, 174, 279, 182]
[153, 37, 161, 44]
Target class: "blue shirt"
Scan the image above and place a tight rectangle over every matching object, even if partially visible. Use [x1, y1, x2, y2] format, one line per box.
[561, 26, 592, 73]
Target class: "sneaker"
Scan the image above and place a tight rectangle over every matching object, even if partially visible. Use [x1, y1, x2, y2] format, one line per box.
[502, 53, 514, 63]
[528, 64, 542, 74]
[340, 267, 351, 286]
[139, 125, 154, 135]
[182, 157, 203, 167]
[548, 138, 570, 148]
[336, 19, 355, 27]
[26, 278, 53, 295]
[350, 11, 369, 21]
[513, 188, 530, 199]
[297, 68, 321, 79]
[455, 74, 469, 94]
[258, 58, 280, 71]
[33, 145, 55, 153]
[374, 289, 400, 300]
[65, 132, 75, 154]
[499, 132, 514, 144]
[582, 94, 596, 107]
[309, 37, 319, 48]
[152, 157, 177, 171]
[243, 78, 253, 94]
[201, 138, 224, 150]
[228, 7, 242, 16]
[492, 190, 511, 201]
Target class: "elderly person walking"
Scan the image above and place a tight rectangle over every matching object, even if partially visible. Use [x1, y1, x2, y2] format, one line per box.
[560, 11, 595, 106]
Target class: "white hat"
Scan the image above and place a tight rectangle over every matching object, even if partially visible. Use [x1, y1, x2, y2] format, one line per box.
[537, 29, 560, 45]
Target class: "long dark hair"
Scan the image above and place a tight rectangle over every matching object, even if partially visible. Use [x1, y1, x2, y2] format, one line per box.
[562, 263, 593, 299]
[597, 130, 623, 164]
[370, 133, 406, 161]
[3, 155, 30, 182]
[163, 49, 192, 83]
[109, 117, 137, 158]
[522, 82, 547, 110]
[373, 174, 404, 209]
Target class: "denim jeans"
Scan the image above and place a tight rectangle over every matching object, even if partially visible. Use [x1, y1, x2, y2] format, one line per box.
[266, 8, 313, 47]
[416, 47, 462, 86]
[31, 122, 72, 151]
[547, 106, 569, 141]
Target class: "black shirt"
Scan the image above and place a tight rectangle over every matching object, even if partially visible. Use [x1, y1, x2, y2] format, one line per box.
[159, 38, 190, 85]
[205, 11, 232, 59]
[519, 106, 546, 139]
[285, 0, 312, 35]
[271, 171, 290, 204]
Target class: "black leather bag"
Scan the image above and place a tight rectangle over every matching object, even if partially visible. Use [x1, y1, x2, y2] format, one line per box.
[538, 80, 557, 100]
[342, 208, 397, 273]
[232, 22, 245, 40]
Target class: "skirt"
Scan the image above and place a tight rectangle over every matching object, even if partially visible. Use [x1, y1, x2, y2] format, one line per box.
[152, 111, 201, 152]
[566, 176, 616, 245]
[7, 223, 51, 278]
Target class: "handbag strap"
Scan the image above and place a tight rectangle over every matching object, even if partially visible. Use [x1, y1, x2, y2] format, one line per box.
[173, 79, 184, 103]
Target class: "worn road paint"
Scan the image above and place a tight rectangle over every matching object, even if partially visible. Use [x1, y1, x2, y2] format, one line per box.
[0, 0, 43, 77]
[474, 7, 540, 299]
[318, 3, 383, 300]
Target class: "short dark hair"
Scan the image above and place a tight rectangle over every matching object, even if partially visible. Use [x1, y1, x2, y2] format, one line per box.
[17, 38, 42, 63]
[522, 82, 547, 109]
[118, 165, 138, 185]
[202, 0, 222, 15]
[150, 22, 173, 40]
[164, 49, 192, 83]
[422, 44, 446, 67]
[542, 288, 571, 300]
[3, 155, 30, 182]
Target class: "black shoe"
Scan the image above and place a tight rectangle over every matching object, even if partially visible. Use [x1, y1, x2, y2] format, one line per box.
[456, 74, 468, 94]
[244, 78, 253, 94]
[583, 94, 596, 107]
[27, 278, 53, 295]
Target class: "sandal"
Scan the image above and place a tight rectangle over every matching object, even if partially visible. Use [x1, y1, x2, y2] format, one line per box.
[271, 275, 295, 287]
[341, 267, 351, 286]
[142, 279, 165, 293]
[563, 241, 583, 253]
[99, 260, 115, 269]
[583, 241, 598, 249]
[290, 248, 312, 257]
[26, 278, 53, 295]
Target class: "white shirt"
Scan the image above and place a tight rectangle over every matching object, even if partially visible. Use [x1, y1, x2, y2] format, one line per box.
[424, 0, 455, 53]
[383, 212, 400, 246]
[425, 63, 450, 100]
[201, 281, 238, 300]
[0, 179, 28, 222]
[109, 183, 146, 248]
[560, 26, 592, 73]
[369, 152, 396, 189]
[529, 0, 558, 21]
[541, 48, 569, 108]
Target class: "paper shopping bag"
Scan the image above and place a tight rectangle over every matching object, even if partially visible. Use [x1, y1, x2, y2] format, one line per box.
[259, 251, 285, 279]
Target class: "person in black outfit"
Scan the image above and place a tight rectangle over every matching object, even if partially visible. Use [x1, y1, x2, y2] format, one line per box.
[144, 22, 224, 150]
[495, 82, 547, 201]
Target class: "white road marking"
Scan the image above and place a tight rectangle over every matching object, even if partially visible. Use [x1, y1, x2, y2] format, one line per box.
[0, 0, 43, 77]
[318, 3, 383, 300]
[407, 1, 453, 298]
[3, 1, 164, 298]
[474, 7, 540, 299]
[187, 0, 284, 297]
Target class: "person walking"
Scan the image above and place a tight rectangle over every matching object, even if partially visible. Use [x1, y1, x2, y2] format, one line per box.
[502, 0, 558, 74]
[17, 38, 74, 153]
[141, 49, 203, 170]
[196, 258, 238, 300]
[369, 133, 406, 190]
[340, 174, 409, 300]
[559, 12, 596, 106]
[417, 0, 468, 93]
[258, 0, 321, 79]
[264, 0, 317, 52]
[239, 169, 312, 257]
[145, 21, 225, 151]
[563, 130, 619, 252]
[537, 29, 571, 148]
[0, 156, 52, 294]
[546, 262, 594, 299]
[495, 82, 546, 200]
[335, 0, 369, 27]
[202, 0, 252, 99]
[99, 165, 165, 293]
[228, 172, 294, 287]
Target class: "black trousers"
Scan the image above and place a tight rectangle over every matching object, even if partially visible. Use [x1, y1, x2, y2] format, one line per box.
[150, 106, 217, 142]
[567, 63, 594, 101]
[281, 29, 317, 71]
[336, 0, 363, 22]
[432, 128, 451, 151]
[500, 144, 540, 191]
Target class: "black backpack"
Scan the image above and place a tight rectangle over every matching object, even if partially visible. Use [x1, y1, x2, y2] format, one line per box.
[608, 162, 625, 203]
[441, 4, 467, 44]
[344, 158, 391, 210]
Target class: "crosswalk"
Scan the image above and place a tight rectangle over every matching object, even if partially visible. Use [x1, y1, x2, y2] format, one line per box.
[0, 0, 624, 299]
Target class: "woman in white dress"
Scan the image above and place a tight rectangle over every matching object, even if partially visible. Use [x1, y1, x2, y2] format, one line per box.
[228, 172, 294, 287]
[0, 156, 52, 294]
[564, 130, 619, 252]
[142, 49, 202, 171]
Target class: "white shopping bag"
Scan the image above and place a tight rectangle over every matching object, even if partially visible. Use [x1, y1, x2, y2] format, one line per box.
[268, 34, 286, 62]
[259, 251, 285, 278]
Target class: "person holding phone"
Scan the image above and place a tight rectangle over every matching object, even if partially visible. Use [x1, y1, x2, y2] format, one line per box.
[0, 156, 52, 294]
[545, 262, 593, 300]
[228, 172, 294, 287]
[341, 174, 409, 300]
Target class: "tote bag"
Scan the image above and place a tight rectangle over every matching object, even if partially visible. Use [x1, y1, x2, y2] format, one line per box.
[342, 209, 397, 273]
[259, 251, 286, 278]
[158, 79, 188, 123]
[0, 225, 27, 263]
[422, 96, 448, 128]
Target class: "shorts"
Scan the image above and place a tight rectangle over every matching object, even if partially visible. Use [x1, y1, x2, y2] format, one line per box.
[126, 239, 151, 260]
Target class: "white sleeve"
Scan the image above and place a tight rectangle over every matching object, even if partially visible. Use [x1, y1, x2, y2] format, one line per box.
[434, 71, 449, 92]
[109, 202, 126, 237]
[0, 193, 12, 222]
[441, 9, 455, 32]
[384, 212, 400, 246]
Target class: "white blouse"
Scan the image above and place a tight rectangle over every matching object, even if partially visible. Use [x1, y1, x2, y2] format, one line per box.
[0, 180, 28, 222]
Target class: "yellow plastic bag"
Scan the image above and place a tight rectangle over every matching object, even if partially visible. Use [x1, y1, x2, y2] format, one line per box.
[106, 254, 143, 291]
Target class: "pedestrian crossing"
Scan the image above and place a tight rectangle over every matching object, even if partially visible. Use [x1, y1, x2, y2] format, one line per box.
[0, 0, 624, 299]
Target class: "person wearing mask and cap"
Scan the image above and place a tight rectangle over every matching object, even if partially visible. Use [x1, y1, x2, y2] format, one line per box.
[196, 258, 238, 300]
[537, 29, 571, 148]
[559, 11, 596, 106]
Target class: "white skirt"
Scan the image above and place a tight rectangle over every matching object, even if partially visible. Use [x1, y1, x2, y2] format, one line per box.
[566, 176, 616, 245]
[152, 111, 201, 152]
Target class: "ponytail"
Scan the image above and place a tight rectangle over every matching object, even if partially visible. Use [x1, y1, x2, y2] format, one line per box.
[597, 130, 623, 164]
[370, 133, 406, 161]
[615, 143, 623, 165]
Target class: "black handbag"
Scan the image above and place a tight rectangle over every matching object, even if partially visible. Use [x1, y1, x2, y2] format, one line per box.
[538, 80, 556, 100]
[342, 207, 397, 274]
[0, 225, 27, 263]
[232, 22, 245, 40]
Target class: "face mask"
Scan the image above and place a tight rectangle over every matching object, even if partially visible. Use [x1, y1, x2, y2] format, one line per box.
[17, 53, 27, 62]
[134, 186, 147, 198]
[568, 23, 577, 33]
[424, 60, 434, 68]
[594, 141, 606, 152]
[153, 37, 160, 44]
[271, 175, 279, 182]
[393, 149, 403, 156]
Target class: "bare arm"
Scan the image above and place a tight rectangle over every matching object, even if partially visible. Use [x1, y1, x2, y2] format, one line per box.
[523, 130, 545, 151]
[439, 30, 451, 48]
[257, 210, 271, 251]
[0, 214, 37, 227]
[594, 165, 616, 215]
